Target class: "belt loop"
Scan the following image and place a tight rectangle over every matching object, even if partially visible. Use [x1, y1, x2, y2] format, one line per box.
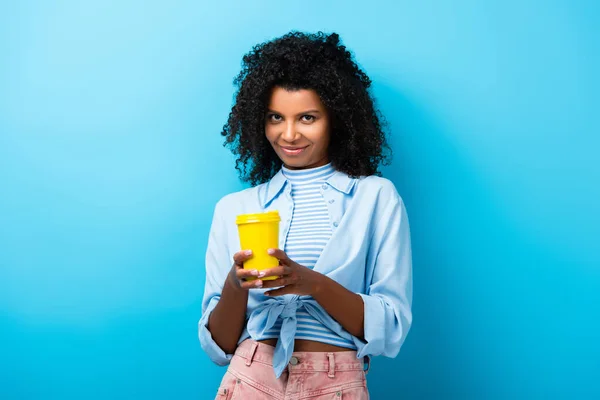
[245, 342, 258, 367]
[327, 352, 335, 378]
[364, 355, 371, 374]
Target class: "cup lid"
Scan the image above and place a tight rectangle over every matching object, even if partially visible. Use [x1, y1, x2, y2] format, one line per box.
[236, 210, 281, 225]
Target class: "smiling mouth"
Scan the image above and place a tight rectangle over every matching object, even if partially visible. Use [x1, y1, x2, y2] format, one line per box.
[280, 146, 308, 156]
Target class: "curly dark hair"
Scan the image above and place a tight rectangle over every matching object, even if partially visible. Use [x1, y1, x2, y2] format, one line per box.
[221, 30, 391, 186]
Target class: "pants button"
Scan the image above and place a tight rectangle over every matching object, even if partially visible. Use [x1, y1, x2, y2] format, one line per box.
[289, 356, 299, 365]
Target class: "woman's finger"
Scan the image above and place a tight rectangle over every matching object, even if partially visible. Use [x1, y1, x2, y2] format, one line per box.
[267, 248, 291, 265]
[240, 279, 264, 290]
[261, 276, 296, 289]
[264, 286, 291, 297]
[259, 265, 293, 278]
[233, 250, 253, 267]
[236, 268, 260, 280]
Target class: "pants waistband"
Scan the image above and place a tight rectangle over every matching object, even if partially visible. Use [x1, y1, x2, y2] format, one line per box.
[234, 339, 370, 373]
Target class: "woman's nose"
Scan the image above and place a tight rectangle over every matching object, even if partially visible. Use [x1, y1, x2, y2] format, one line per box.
[281, 122, 299, 142]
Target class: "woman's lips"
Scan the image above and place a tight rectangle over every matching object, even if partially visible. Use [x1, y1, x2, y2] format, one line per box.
[280, 146, 308, 156]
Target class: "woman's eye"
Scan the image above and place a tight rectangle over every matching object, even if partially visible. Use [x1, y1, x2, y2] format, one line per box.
[268, 114, 282, 122]
[301, 115, 315, 122]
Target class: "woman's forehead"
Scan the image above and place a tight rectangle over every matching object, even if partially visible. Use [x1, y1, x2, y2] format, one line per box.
[267, 86, 325, 112]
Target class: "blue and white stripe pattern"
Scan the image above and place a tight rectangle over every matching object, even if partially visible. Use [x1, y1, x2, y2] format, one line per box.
[259, 163, 357, 349]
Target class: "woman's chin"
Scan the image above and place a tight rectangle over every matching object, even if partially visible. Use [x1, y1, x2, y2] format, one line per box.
[282, 161, 309, 170]
[281, 155, 331, 170]
[279, 154, 309, 169]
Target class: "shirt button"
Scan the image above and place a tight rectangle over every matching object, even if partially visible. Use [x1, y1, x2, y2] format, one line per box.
[322, 184, 328, 190]
[333, 222, 339, 227]
[289, 356, 299, 365]
[329, 199, 335, 204]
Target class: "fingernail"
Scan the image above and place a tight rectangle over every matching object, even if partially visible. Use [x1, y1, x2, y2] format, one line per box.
[255, 280, 263, 287]
[264, 291, 270, 296]
[251, 270, 259, 276]
[267, 249, 275, 255]
[258, 271, 266, 277]
[245, 250, 253, 256]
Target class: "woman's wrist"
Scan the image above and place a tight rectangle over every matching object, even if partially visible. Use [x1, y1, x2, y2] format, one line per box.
[227, 266, 247, 295]
[309, 271, 328, 298]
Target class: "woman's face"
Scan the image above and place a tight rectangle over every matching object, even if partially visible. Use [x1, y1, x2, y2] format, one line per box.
[265, 86, 331, 170]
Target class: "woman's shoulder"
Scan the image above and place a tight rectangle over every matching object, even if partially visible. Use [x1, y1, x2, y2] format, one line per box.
[356, 174, 403, 202]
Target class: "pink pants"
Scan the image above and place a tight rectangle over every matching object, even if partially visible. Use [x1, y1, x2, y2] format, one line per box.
[215, 339, 369, 399]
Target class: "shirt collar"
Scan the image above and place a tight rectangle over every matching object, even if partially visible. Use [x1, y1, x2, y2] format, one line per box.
[261, 167, 357, 207]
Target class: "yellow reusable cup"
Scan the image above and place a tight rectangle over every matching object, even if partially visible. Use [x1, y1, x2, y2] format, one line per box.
[235, 211, 281, 281]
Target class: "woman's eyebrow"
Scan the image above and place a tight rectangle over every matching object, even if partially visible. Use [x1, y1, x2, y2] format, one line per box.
[267, 109, 321, 115]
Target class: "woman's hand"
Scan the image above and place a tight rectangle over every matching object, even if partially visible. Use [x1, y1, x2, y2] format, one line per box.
[227, 250, 267, 291]
[259, 248, 324, 296]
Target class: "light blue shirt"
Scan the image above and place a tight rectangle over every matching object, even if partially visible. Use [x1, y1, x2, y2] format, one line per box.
[198, 167, 413, 378]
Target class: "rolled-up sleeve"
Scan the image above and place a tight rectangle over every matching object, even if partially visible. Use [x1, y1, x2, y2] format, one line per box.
[198, 199, 234, 366]
[353, 189, 413, 359]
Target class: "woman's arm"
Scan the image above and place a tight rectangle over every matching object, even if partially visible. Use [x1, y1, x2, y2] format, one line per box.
[207, 253, 264, 354]
[198, 200, 263, 364]
[352, 192, 413, 357]
[260, 249, 365, 338]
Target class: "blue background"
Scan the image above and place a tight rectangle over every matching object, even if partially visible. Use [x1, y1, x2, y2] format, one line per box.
[1, 1, 598, 398]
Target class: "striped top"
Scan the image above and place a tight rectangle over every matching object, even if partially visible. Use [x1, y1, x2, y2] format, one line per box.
[258, 163, 357, 349]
